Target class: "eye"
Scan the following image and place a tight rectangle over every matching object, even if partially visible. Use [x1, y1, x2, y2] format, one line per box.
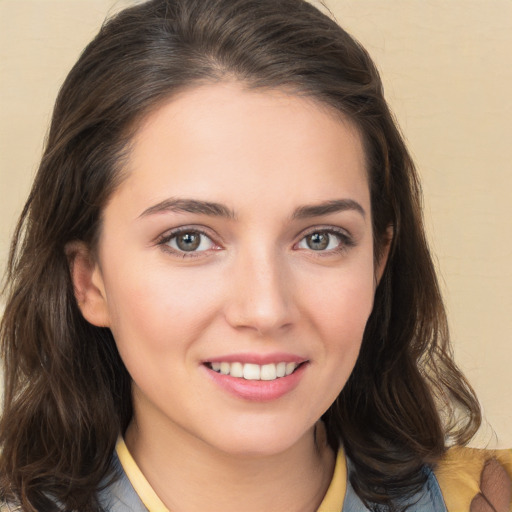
[162, 229, 216, 253]
[297, 229, 351, 252]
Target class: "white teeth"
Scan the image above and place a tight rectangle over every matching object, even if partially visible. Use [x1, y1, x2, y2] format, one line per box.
[260, 363, 277, 381]
[208, 361, 300, 380]
[285, 362, 297, 376]
[243, 363, 261, 380]
[230, 362, 243, 378]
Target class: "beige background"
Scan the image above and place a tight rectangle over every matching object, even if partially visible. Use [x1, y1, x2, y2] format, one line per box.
[0, 1, 510, 446]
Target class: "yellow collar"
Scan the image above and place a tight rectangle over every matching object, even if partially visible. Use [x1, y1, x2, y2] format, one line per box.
[115, 437, 347, 512]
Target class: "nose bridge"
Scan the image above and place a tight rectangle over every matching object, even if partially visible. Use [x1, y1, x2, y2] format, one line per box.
[225, 242, 296, 334]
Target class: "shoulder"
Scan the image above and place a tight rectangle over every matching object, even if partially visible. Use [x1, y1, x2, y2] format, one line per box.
[434, 446, 512, 512]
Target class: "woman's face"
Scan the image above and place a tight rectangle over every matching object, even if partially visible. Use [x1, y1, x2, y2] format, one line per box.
[77, 82, 385, 456]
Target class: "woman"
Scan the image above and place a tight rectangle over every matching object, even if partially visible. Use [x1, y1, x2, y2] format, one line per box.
[0, 0, 510, 511]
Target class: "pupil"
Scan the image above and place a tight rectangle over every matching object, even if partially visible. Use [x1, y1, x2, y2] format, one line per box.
[307, 233, 328, 250]
[177, 232, 200, 251]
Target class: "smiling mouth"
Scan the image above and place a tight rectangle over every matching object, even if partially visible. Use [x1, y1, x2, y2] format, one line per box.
[204, 361, 305, 381]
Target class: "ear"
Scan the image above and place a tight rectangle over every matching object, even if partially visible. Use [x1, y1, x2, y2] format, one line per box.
[65, 241, 111, 327]
[374, 225, 393, 286]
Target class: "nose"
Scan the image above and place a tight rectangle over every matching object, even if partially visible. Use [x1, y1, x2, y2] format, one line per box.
[224, 247, 299, 336]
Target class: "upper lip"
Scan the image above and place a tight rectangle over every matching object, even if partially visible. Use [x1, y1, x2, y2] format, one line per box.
[203, 353, 308, 365]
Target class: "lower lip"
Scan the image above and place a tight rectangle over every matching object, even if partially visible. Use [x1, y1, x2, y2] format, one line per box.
[203, 363, 308, 402]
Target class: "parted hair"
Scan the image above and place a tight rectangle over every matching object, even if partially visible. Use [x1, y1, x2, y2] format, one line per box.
[0, 0, 480, 510]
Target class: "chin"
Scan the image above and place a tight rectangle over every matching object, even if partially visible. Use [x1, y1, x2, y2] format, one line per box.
[202, 420, 315, 459]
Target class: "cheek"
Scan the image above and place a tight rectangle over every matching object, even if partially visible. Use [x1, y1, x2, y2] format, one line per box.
[102, 259, 224, 353]
[303, 264, 376, 338]
[293, 267, 375, 417]
[298, 259, 376, 387]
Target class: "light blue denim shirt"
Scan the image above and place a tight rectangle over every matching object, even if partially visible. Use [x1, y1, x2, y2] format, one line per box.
[342, 459, 447, 512]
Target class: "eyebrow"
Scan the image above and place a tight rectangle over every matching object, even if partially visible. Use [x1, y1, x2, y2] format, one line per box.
[139, 197, 365, 221]
[291, 199, 366, 220]
[139, 198, 237, 220]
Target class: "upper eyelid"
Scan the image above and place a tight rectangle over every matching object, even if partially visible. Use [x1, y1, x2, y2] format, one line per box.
[156, 225, 220, 243]
[297, 225, 352, 240]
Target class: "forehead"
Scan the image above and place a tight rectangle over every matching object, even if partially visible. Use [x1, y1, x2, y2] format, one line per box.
[116, 82, 369, 217]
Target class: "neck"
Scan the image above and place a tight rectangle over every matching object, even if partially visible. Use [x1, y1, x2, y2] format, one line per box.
[125, 415, 335, 512]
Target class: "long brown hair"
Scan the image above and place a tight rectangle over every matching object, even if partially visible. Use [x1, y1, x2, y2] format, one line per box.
[0, 0, 480, 510]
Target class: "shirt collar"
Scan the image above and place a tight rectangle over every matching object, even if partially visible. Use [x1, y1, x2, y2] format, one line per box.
[116, 436, 347, 512]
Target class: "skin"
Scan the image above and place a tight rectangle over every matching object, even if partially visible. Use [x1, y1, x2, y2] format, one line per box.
[70, 82, 389, 512]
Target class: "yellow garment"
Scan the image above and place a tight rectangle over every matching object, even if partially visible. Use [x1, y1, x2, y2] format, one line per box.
[435, 446, 512, 512]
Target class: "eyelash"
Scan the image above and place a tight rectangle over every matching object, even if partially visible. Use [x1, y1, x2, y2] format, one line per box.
[295, 227, 355, 256]
[157, 226, 220, 259]
[156, 226, 355, 258]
